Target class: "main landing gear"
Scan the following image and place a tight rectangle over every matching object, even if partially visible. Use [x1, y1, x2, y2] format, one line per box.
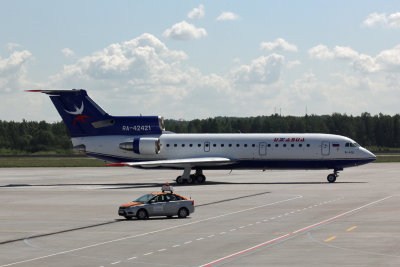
[176, 168, 206, 184]
[327, 168, 342, 183]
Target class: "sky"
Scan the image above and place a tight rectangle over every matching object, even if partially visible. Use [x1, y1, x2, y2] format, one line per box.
[1, 0, 400, 122]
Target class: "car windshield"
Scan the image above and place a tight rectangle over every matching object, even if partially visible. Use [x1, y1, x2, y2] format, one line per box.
[134, 194, 155, 203]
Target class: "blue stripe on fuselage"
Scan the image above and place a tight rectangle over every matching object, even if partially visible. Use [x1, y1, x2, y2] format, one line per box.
[87, 152, 375, 170]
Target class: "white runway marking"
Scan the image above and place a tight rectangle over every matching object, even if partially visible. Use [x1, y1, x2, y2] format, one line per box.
[1, 195, 302, 267]
[199, 196, 393, 267]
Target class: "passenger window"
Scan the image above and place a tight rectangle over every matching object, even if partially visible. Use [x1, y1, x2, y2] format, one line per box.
[275, 144, 279, 147]
[189, 144, 193, 147]
[166, 144, 170, 147]
[198, 144, 201, 147]
[229, 144, 232, 147]
[291, 144, 294, 147]
[244, 144, 248, 147]
[205, 143, 209, 147]
[299, 144, 302, 147]
[182, 144, 185, 147]
[345, 143, 349, 147]
[252, 144, 255, 147]
[213, 144, 216, 147]
[156, 195, 166, 202]
[236, 144, 240, 147]
[174, 195, 183, 200]
[174, 144, 177, 147]
[283, 144, 287, 147]
[307, 144, 310, 147]
[221, 144, 224, 147]
[166, 194, 176, 201]
[267, 144, 271, 147]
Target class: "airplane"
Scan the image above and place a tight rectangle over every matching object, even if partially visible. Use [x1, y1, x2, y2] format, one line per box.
[28, 89, 376, 184]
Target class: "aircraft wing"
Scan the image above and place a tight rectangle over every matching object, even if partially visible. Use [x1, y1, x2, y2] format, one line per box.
[108, 157, 236, 168]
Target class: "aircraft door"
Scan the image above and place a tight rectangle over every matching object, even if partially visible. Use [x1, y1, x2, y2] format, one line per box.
[259, 142, 267, 156]
[204, 141, 210, 152]
[321, 141, 330, 156]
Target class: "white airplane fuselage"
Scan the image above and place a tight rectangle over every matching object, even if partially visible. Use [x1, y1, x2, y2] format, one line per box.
[73, 133, 375, 171]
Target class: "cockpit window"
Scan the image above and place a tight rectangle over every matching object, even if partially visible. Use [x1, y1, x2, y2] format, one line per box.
[345, 142, 360, 148]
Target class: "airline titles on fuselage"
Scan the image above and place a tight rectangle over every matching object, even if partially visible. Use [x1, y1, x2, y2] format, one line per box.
[274, 137, 305, 142]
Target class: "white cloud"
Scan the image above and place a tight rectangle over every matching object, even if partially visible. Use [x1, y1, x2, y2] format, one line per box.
[309, 45, 359, 60]
[230, 54, 284, 84]
[260, 38, 298, 52]
[216, 11, 240, 21]
[308, 44, 334, 60]
[162, 21, 207, 41]
[52, 34, 189, 85]
[287, 60, 301, 69]
[333, 46, 359, 59]
[0, 50, 33, 92]
[61, 48, 74, 57]
[309, 44, 400, 74]
[188, 4, 205, 19]
[362, 12, 387, 27]
[388, 12, 400, 28]
[362, 12, 400, 28]
[7, 43, 22, 51]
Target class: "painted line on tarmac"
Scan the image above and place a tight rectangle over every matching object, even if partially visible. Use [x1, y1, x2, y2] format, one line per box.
[346, 226, 358, 232]
[324, 236, 337, 242]
[0, 195, 302, 267]
[199, 195, 393, 267]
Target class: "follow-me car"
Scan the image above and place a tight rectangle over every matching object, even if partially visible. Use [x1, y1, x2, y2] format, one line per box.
[118, 192, 195, 220]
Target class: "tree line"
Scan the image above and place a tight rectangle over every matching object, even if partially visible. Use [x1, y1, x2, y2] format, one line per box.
[165, 113, 400, 149]
[0, 120, 72, 154]
[1, 112, 399, 154]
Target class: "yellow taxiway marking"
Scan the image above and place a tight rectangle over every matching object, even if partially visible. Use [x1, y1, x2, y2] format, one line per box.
[346, 226, 358, 232]
[324, 236, 337, 242]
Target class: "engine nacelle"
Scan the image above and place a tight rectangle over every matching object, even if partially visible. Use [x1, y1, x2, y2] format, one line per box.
[119, 138, 161, 155]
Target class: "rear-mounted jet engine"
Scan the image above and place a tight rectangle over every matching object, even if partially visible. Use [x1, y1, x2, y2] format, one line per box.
[119, 138, 161, 155]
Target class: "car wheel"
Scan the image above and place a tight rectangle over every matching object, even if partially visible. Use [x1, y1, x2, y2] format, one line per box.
[178, 208, 189, 218]
[136, 209, 148, 220]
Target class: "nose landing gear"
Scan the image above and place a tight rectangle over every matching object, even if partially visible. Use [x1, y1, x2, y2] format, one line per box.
[327, 168, 342, 183]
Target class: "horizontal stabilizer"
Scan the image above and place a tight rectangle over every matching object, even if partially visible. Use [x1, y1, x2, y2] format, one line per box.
[107, 157, 235, 168]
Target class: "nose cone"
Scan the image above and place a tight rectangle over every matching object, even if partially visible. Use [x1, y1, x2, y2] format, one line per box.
[360, 147, 376, 162]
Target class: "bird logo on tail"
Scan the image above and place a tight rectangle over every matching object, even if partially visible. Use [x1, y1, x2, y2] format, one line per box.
[64, 102, 92, 126]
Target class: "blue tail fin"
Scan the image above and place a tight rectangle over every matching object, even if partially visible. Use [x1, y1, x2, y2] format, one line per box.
[28, 89, 164, 137]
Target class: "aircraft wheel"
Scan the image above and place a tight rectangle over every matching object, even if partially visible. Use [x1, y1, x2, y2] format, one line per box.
[187, 176, 193, 184]
[327, 174, 336, 183]
[176, 176, 185, 184]
[195, 174, 206, 183]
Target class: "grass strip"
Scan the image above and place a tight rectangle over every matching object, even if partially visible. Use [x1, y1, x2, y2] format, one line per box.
[0, 156, 106, 167]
